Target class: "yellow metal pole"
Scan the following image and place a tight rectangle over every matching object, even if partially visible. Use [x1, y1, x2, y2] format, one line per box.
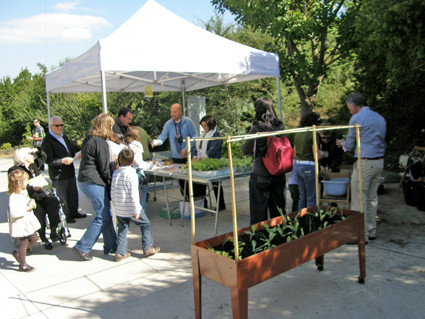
[227, 135, 239, 261]
[187, 137, 196, 245]
[312, 125, 320, 207]
[355, 124, 364, 214]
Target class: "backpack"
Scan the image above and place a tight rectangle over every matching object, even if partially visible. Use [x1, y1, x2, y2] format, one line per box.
[262, 135, 294, 175]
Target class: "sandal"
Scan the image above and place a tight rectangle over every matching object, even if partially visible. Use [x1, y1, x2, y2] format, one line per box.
[114, 252, 131, 262]
[143, 245, 160, 257]
[19, 264, 35, 272]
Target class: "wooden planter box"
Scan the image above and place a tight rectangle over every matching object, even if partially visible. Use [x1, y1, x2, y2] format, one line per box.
[191, 206, 366, 319]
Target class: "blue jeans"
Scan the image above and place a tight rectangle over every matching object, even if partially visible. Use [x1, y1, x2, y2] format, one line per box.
[116, 211, 153, 255]
[74, 182, 117, 254]
[295, 163, 316, 210]
[139, 183, 148, 214]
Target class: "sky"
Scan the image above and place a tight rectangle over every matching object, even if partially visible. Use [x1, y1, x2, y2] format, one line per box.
[0, 0, 233, 79]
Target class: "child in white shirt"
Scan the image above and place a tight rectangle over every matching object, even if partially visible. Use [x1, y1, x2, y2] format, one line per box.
[124, 127, 152, 212]
[8, 169, 41, 272]
[110, 148, 159, 261]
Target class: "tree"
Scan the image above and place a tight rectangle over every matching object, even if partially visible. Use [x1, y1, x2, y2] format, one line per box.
[211, 0, 360, 116]
[354, 0, 425, 161]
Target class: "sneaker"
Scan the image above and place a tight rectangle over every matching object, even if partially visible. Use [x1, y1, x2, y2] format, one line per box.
[143, 245, 160, 257]
[114, 252, 131, 262]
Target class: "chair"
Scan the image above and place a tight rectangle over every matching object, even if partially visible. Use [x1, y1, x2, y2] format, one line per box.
[319, 171, 351, 209]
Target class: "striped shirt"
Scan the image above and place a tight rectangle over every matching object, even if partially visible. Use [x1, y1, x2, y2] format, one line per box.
[111, 166, 141, 218]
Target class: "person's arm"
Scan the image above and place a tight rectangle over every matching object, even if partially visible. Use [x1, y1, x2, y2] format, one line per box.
[42, 136, 64, 167]
[152, 121, 170, 147]
[338, 117, 357, 152]
[8, 194, 28, 219]
[129, 172, 142, 219]
[242, 126, 257, 156]
[206, 132, 223, 159]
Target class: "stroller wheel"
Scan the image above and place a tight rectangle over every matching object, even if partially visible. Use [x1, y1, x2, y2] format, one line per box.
[59, 228, 67, 245]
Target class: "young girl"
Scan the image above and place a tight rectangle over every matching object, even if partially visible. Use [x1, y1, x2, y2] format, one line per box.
[8, 169, 41, 272]
[124, 127, 153, 212]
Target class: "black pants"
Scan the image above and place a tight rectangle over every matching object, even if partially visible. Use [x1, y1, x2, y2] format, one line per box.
[212, 182, 226, 209]
[34, 195, 61, 240]
[52, 176, 79, 217]
[288, 184, 299, 213]
[249, 173, 286, 225]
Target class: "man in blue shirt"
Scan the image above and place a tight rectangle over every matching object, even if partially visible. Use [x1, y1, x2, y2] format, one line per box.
[337, 93, 386, 242]
[151, 103, 197, 163]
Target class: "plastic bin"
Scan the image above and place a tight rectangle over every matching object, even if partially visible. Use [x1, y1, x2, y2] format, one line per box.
[321, 178, 350, 196]
[180, 199, 205, 220]
[159, 208, 180, 219]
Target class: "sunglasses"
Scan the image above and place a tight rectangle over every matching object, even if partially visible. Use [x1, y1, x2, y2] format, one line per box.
[53, 124, 64, 127]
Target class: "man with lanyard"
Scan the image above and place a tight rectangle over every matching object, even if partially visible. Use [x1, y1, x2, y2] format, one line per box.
[42, 116, 85, 224]
[113, 108, 133, 142]
[151, 103, 197, 198]
[336, 93, 386, 242]
[151, 103, 197, 164]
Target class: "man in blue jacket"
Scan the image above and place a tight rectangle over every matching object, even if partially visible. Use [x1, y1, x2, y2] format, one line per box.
[151, 103, 197, 164]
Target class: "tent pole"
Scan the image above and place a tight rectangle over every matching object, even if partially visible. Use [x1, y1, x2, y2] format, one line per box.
[181, 79, 186, 115]
[101, 70, 108, 113]
[276, 76, 282, 120]
[46, 93, 51, 124]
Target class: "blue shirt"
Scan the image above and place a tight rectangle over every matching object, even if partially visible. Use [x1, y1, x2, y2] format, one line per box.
[345, 106, 386, 158]
[157, 116, 197, 159]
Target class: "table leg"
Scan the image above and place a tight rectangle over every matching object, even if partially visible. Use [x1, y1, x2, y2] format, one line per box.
[213, 181, 222, 235]
[230, 286, 248, 319]
[162, 176, 172, 226]
[192, 251, 202, 319]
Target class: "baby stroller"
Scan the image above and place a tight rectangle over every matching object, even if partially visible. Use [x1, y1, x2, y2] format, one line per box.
[51, 188, 72, 245]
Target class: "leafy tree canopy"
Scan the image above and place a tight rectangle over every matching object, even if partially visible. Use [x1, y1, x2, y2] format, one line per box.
[211, 0, 360, 115]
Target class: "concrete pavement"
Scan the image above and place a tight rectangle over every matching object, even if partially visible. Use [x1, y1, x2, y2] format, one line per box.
[1, 157, 424, 318]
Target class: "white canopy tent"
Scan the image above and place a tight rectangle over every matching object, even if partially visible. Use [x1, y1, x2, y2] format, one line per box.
[45, 0, 281, 117]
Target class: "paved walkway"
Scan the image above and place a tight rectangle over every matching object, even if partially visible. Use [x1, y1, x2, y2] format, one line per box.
[1, 158, 424, 318]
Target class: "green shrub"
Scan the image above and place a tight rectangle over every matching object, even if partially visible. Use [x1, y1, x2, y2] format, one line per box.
[0, 143, 12, 150]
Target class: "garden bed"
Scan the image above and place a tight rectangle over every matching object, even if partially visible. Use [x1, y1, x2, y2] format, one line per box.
[191, 206, 366, 319]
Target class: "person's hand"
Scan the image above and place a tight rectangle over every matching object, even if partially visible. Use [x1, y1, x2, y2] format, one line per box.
[320, 165, 325, 172]
[74, 151, 82, 160]
[336, 139, 344, 148]
[134, 213, 140, 220]
[27, 199, 37, 211]
[62, 157, 74, 165]
[151, 139, 161, 148]
[180, 149, 187, 159]
[33, 186, 42, 191]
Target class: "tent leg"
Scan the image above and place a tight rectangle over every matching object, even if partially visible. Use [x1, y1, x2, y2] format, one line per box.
[101, 70, 108, 113]
[276, 76, 282, 121]
[46, 93, 51, 123]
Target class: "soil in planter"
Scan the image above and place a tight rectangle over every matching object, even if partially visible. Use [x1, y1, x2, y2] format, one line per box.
[211, 208, 346, 260]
